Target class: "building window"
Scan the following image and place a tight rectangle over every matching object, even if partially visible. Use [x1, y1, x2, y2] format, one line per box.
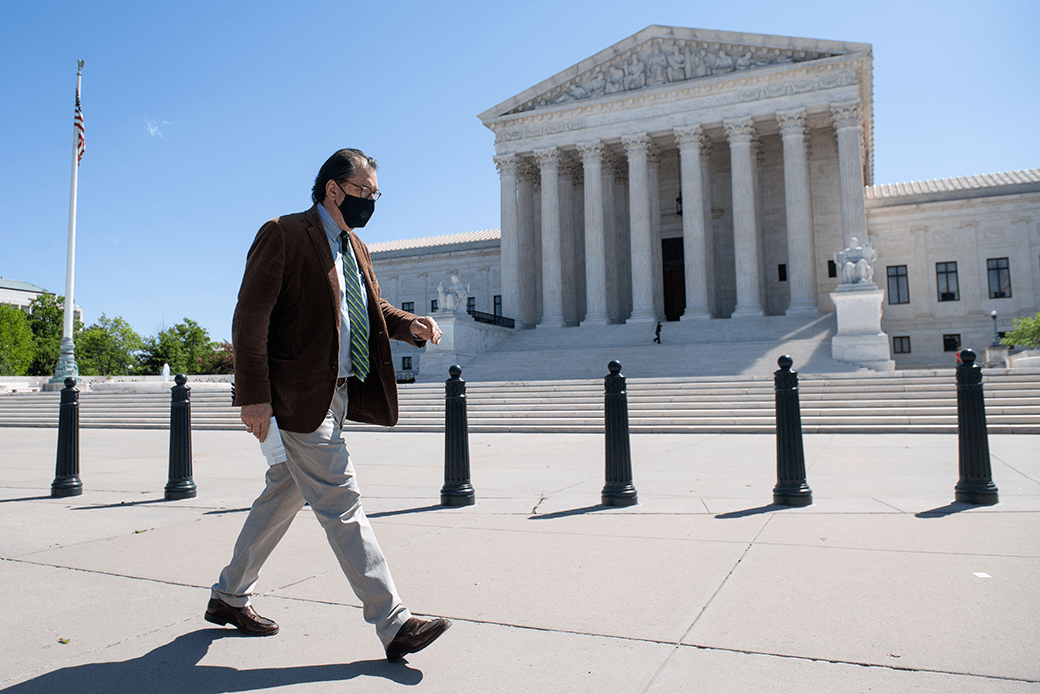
[936, 262, 959, 302]
[402, 356, 412, 371]
[494, 295, 502, 316]
[401, 301, 414, 312]
[943, 334, 961, 352]
[987, 258, 1012, 299]
[467, 297, 476, 313]
[431, 299, 438, 312]
[827, 260, 837, 278]
[892, 336, 911, 354]
[777, 264, 787, 282]
[887, 265, 909, 304]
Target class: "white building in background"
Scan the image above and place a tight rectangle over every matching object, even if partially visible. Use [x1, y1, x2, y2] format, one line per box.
[0, 278, 83, 324]
[371, 26, 1039, 376]
[369, 231, 502, 380]
[866, 172, 1040, 367]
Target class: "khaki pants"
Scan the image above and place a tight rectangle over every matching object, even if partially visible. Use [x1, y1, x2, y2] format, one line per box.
[212, 383, 410, 647]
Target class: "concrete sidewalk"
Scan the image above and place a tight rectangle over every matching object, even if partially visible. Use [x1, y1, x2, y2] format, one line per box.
[1, 427, 1037, 693]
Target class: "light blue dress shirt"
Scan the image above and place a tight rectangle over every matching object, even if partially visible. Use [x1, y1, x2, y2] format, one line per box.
[318, 203, 369, 378]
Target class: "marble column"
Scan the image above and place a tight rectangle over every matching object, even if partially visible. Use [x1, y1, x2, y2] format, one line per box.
[621, 134, 657, 324]
[777, 110, 819, 315]
[535, 147, 566, 328]
[517, 160, 540, 328]
[577, 140, 609, 325]
[674, 125, 711, 319]
[832, 100, 869, 250]
[559, 156, 580, 325]
[723, 117, 764, 318]
[648, 143, 664, 321]
[493, 154, 520, 323]
[610, 154, 632, 321]
[603, 154, 621, 322]
[572, 168, 586, 323]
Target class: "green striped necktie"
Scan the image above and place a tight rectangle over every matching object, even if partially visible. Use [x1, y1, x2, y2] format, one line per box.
[339, 233, 370, 381]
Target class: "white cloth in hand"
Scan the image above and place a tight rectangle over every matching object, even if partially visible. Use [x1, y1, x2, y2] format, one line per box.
[259, 417, 287, 466]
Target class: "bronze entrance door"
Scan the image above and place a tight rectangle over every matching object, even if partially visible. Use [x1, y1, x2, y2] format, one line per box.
[662, 237, 685, 322]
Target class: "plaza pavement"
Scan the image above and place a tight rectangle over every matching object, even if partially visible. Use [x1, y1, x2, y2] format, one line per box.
[0, 426, 1037, 693]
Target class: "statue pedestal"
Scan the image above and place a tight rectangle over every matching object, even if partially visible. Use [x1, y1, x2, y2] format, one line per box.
[829, 283, 895, 371]
[984, 343, 1009, 368]
[417, 312, 512, 382]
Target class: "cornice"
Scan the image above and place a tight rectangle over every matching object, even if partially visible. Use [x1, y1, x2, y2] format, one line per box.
[488, 56, 869, 145]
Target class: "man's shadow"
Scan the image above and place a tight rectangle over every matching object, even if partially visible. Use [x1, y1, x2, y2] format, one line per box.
[4, 629, 422, 693]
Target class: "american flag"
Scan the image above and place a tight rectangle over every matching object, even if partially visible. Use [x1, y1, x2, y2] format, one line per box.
[74, 83, 85, 165]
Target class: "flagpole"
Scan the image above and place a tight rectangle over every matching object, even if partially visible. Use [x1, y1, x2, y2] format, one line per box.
[51, 60, 84, 384]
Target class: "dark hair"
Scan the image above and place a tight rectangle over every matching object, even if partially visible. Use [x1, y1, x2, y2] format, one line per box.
[311, 148, 378, 204]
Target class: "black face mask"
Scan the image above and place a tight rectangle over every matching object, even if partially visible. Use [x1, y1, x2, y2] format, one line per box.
[336, 183, 375, 229]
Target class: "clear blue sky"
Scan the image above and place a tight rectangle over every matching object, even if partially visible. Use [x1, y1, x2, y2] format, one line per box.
[2, 0, 1037, 343]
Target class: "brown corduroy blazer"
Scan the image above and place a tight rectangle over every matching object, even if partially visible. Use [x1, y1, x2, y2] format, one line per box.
[231, 205, 423, 433]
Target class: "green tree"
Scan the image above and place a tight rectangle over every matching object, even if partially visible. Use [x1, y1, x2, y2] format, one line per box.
[137, 318, 216, 375]
[26, 294, 82, 376]
[1001, 312, 1040, 349]
[0, 305, 36, 376]
[78, 314, 144, 376]
[201, 340, 235, 375]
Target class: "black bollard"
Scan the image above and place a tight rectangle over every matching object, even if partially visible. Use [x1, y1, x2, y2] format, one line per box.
[954, 349, 999, 505]
[51, 377, 83, 498]
[441, 365, 475, 506]
[773, 355, 813, 507]
[165, 374, 197, 500]
[602, 360, 638, 507]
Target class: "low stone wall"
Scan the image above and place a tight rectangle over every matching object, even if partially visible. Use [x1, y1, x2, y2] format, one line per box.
[0, 374, 234, 393]
[1009, 350, 1040, 369]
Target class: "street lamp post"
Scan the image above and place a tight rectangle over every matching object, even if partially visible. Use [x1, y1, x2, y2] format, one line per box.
[990, 310, 1000, 347]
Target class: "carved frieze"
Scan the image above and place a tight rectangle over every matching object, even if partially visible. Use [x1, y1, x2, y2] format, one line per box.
[492, 66, 861, 145]
[507, 37, 840, 115]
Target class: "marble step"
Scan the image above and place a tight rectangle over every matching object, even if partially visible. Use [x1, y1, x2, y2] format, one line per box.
[2, 369, 1039, 433]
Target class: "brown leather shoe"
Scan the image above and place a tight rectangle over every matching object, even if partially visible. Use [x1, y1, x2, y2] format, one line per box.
[385, 616, 451, 661]
[204, 597, 279, 636]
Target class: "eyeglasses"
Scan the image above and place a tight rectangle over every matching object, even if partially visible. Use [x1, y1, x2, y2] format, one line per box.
[339, 179, 381, 201]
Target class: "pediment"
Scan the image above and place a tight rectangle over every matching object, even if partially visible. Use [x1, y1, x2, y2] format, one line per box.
[479, 25, 871, 121]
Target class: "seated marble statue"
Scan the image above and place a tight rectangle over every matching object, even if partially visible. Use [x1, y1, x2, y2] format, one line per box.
[449, 274, 469, 313]
[834, 237, 876, 285]
[436, 281, 454, 312]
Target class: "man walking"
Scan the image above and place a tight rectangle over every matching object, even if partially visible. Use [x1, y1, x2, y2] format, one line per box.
[206, 149, 450, 662]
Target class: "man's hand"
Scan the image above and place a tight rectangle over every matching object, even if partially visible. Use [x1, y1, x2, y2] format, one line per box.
[241, 402, 273, 443]
[411, 316, 442, 346]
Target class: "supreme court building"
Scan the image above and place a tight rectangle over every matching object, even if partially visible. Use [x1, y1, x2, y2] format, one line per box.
[372, 26, 1040, 375]
[482, 25, 877, 327]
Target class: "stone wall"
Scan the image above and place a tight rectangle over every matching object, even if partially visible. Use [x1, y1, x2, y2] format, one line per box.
[868, 188, 1040, 367]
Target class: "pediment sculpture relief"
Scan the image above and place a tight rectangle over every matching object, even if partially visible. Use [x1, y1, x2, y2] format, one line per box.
[508, 39, 834, 114]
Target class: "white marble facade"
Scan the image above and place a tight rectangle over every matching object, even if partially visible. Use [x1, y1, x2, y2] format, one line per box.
[369, 231, 502, 379]
[480, 25, 877, 328]
[370, 26, 1040, 371]
[866, 173, 1040, 367]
